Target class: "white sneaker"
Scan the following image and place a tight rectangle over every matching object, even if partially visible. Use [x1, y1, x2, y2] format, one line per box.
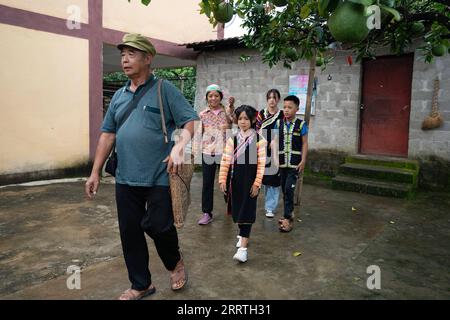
[233, 247, 248, 263]
[236, 236, 242, 248]
[265, 211, 274, 218]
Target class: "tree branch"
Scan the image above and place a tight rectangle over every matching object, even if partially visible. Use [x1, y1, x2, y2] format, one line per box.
[408, 12, 450, 28]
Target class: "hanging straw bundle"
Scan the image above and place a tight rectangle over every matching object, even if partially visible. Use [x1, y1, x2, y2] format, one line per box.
[422, 78, 444, 130]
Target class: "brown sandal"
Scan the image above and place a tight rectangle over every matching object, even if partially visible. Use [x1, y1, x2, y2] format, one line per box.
[118, 285, 156, 300]
[279, 218, 293, 232]
[170, 258, 188, 291]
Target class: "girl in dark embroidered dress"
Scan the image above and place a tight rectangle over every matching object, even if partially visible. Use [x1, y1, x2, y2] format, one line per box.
[219, 105, 266, 263]
[256, 89, 284, 218]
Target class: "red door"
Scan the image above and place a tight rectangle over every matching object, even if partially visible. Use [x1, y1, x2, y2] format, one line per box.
[359, 54, 413, 157]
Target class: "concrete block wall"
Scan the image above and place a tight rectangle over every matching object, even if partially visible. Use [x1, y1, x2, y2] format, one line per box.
[195, 47, 450, 162]
[313, 52, 362, 154]
[195, 48, 362, 154]
[409, 52, 450, 160]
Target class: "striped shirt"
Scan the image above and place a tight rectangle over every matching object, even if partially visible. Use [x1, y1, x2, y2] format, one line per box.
[219, 131, 267, 188]
[197, 106, 232, 155]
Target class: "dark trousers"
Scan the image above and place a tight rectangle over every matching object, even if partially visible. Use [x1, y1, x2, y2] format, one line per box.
[238, 224, 252, 238]
[202, 154, 220, 215]
[115, 183, 181, 291]
[280, 168, 299, 219]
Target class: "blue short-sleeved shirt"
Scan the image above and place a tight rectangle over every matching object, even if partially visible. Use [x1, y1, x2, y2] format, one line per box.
[102, 75, 199, 187]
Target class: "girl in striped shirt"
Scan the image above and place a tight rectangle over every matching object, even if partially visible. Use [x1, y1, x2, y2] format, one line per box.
[219, 105, 266, 263]
[197, 84, 235, 225]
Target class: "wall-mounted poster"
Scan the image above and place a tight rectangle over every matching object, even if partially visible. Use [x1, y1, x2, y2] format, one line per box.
[288, 75, 317, 116]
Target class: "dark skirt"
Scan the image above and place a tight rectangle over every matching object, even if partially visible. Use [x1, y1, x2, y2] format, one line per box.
[226, 137, 259, 224]
[229, 163, 258, 224]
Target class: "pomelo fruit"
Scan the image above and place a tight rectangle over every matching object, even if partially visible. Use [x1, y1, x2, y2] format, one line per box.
[285, 47, 299, 61]
[410, 22, 425, 36]
[328, 2, 370, 43]
[432, 44, 447, 57]
[213, 2, 234, 24]
[316, 57, 324, 67]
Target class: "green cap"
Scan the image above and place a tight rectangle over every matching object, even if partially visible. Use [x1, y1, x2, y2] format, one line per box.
[206, 84, 222, 94]
[117, 33, 156, 56]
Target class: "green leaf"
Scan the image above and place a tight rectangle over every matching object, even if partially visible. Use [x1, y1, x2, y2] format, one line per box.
[236, 8, 245, 19]
[239, 54, 251, 62]
[200, 0, 212, 18]
[380, 5, 401, 21]
[318, 0, 330, 17]
[315, 26, 324, 42]
[300, 4, 311, 19]
[128, 0, 152, 5]
[379, 0, 395, 7]
[348, 0, 375, 5]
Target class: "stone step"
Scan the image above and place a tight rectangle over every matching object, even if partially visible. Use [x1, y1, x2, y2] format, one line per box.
[339, 163, 418, 185]
[346, 155, 419, 171]
[331, 175, 414, 198]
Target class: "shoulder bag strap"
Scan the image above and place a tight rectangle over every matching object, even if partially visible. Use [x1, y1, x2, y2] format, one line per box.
[158, 79, 169, 144]
[116, 78, 156, 132]
[111, 81, 155, 155]
[109, 77, 156, 153]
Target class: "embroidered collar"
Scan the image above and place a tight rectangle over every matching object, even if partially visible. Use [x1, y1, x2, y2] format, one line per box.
[234, 130, 256, 160]
[261, 109, 281, 129]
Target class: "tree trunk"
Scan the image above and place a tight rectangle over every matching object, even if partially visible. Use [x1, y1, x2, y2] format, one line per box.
[294, 55, 316, 213]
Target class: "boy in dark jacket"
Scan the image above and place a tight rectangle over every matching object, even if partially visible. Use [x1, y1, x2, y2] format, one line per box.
[273, 95, 308, 232]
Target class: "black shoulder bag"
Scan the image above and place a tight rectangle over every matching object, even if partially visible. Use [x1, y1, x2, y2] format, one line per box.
[105, 79, 156, 176]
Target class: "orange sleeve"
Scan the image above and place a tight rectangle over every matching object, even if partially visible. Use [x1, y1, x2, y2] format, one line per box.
[253, 138, 267, 188]
[218, 137, 234, 185]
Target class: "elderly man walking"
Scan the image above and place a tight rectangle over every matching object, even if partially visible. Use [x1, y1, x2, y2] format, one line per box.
[85, 34, 199, 300]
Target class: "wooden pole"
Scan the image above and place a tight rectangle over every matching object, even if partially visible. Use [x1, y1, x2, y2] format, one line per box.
[180, 78, 185, 94]
[294, 54, 316, 214]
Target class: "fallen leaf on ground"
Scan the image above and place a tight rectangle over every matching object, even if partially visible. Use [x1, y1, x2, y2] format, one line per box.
[352, 207, 357, 212]
[390, 221, 395, 224]
[293, 251, 302, 257]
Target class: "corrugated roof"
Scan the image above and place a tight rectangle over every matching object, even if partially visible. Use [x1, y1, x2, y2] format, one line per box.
[182, 37, 245, 51]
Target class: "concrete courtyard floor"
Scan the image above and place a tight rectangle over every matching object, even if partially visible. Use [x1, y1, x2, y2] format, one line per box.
[0, 173, 449, 300]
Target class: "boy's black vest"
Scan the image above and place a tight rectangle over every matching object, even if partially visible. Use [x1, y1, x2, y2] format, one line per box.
[276, 118, 305, 169]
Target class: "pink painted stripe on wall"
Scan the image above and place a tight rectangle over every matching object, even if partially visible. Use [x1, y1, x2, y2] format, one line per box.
[0, 4, 198, 60]
[88, 0, 104, 160]
[0, 4, 91, 39]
